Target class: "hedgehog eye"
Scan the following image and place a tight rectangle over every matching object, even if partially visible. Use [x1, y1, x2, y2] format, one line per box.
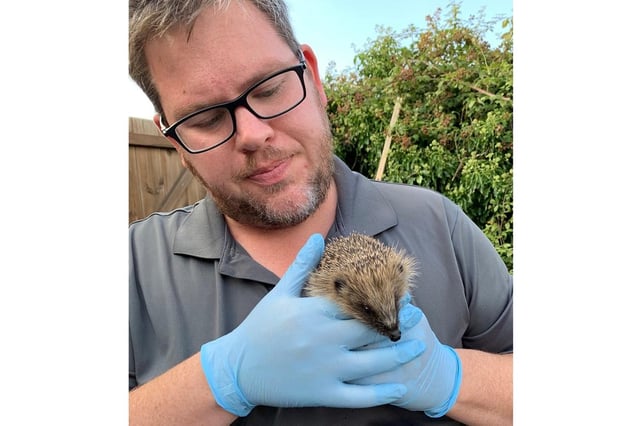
[360, 304, 372, 314]
[397, 263, 404, 273]
[334, 278, 346, 292]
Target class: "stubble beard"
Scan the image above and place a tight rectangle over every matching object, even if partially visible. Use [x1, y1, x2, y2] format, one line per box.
[184, 122, 335, 230]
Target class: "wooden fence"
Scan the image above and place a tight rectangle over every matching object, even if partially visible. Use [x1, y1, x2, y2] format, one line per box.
[129, 117, 206, 223]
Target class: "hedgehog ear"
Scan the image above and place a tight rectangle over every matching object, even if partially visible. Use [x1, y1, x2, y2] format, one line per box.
[397, 263, 404, 273]
[334, 278, 346, 292]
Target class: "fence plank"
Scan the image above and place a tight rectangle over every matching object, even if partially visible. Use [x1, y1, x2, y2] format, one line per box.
[129, 116, 173, 148]
[129, 117, 206, 222]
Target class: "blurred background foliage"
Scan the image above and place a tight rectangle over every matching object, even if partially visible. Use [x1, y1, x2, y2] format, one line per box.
[324, 2, 513, 270]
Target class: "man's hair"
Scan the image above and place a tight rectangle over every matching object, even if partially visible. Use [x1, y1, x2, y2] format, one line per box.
[129, 0, 300, 118]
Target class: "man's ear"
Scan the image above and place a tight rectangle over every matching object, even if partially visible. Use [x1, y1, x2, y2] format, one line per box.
[153, 113, 188, 168]
[299, 44, 327, 106]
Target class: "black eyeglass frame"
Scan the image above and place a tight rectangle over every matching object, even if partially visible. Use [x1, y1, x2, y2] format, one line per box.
[161, 52, 308, 154]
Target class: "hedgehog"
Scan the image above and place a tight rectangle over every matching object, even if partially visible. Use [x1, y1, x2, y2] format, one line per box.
[304, 233, 417, 342]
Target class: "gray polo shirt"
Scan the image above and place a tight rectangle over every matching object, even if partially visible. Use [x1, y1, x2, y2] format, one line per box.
[129, 156, 513, 425]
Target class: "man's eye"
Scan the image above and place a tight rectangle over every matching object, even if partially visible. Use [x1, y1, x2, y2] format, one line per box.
[253, 83, 282, 99]
[188, 110, 227, 129]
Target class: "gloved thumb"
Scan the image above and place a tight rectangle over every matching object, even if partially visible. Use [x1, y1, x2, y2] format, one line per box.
[272, 233, 325, 296]
[398, 302, 423, 332]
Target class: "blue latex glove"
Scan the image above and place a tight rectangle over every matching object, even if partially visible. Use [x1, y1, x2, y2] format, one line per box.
[200, 234, 426, 417]
[352, 303, 462, 418]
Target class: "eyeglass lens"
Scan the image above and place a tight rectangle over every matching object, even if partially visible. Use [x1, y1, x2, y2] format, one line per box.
[174, 67, 304, 152]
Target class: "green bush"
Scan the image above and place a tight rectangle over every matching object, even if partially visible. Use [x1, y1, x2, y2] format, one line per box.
[324, 2, 513, 270]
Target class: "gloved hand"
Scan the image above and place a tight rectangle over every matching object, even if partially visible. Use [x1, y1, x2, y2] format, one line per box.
[200, 234, 427, 417]
[351, 302, 462, 418]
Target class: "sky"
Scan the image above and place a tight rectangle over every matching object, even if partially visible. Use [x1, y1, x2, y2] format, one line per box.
[127, 0, 512, 119]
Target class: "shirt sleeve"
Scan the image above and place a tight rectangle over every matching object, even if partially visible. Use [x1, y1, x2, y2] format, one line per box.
[444, 197, 513, 353]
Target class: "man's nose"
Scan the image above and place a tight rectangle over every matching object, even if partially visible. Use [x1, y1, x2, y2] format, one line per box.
[232, 106, 275, 152]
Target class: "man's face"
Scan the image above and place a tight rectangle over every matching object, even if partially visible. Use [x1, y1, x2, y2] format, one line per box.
[146, 2, 334, 229]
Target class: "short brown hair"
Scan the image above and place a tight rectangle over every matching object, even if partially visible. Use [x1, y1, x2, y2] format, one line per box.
[129, 0, 300, 118]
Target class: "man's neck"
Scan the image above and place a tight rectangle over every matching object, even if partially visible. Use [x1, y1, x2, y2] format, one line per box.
[225, 180, 338, 278]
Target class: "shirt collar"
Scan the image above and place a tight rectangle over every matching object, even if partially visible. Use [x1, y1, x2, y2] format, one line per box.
[173, 195, 227, 259]
[330, 156, 398, 238]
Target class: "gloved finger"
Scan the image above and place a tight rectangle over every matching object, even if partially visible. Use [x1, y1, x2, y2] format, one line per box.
[273, 233, 325, 296]
[398, 303, 424, 332]
[300, 297, 413, 348]
[305, 295, 353, 320]
[324, 383, 408, 408]
[320, 315, 392, 348]
[341, 339, 426, 382]
[398, 292, 412, 309]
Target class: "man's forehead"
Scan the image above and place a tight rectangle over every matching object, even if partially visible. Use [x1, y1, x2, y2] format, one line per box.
[146, 2, 293, 121]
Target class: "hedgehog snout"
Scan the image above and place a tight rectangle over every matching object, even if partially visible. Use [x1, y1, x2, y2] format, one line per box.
[389, 329, 401, 342]
[380, 314, 402, 341]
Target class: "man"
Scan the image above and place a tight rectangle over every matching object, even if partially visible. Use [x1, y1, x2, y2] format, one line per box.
[129, 0, 513, 424]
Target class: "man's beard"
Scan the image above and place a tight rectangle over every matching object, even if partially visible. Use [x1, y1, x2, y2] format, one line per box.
[184, 127, 335, 230]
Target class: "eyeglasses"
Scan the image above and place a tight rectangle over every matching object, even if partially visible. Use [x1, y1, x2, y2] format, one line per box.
[161, 52, 307, 154]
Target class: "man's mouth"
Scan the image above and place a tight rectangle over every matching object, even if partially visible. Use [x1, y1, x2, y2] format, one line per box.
[245, 158, 290, 186]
